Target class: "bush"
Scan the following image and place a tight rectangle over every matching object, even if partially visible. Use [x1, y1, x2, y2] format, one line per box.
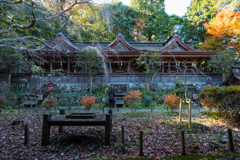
[130, 84, 143, 91]
[44, 95, 58, 110]
[198, 86, 240, 120]
[124, 90, 142, 107]
[142, 95, 153, 107]
[94, 81, 109, 93]
[0, 94, 6, 109]
[81, 94, 96, 110]
[164, 93, 179, 112]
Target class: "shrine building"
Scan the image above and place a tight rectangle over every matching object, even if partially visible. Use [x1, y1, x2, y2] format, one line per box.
[11, 31, 223, 87]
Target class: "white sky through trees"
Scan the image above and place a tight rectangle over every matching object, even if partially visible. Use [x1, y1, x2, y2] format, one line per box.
[120, 0, 192, 16]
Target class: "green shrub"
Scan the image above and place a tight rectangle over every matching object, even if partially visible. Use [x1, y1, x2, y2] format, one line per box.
[94, 81, 109, 93]
[133, 102, 142, 109]
[0, 94, 6, 109]
[198, 86, 240, 120]
[130, 84, 143, 91]
[142, 95, 153, 107]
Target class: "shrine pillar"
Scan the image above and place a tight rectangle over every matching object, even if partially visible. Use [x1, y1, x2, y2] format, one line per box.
[67, 61, 70, 73]
[199, 63, 202, 72]
[162, 63, 164, 73]
[74, 63, 76, 73]
[127, 61, 130, 73]
[50, 62, 52, 73]
[109, 62, 112, 73]
[168, 62, 171, 73]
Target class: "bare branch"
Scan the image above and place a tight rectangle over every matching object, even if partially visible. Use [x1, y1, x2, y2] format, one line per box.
[0, 36, 69, 53]
[0, 0, 22, 4]
[37, 1, 90, 21]
[0, 0, 91, 34]
[0, 1, 36, 34]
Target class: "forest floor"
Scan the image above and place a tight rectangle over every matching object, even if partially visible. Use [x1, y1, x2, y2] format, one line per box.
[0, 108, 240, 159]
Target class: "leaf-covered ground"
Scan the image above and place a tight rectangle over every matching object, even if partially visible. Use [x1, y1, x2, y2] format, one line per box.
[0, 109, 240, 159]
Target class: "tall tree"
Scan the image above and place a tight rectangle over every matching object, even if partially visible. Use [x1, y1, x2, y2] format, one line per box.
[0, 48, 22, 86]
[76, 49, 104, 93]
[200, 7, 240, 51]
[99, 1, 138, 41]
[131, 0, 172, 42]
[208, 49, 240, 81]
[136, 52, 162, 90]
[186, 0, 237, 43]
[0, 0, 93, 84]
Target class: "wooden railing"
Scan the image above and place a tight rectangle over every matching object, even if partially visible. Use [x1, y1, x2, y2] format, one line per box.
[8, 72, 223, 84]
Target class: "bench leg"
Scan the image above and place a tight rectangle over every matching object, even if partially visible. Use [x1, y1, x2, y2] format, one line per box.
[41, 114, 51, 146]
[59, 109, 65, 132]
[59, 126, 64, 132]
[105, 114, 111, 145]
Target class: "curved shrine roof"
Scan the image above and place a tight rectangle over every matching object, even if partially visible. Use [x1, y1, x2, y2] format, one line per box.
[220, 66, 240, 85]
[36, 31, 220, 59]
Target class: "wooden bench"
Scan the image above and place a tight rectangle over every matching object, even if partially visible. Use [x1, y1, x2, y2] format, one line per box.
[23, 94, 42, 108]
[41, 109, 113, 146]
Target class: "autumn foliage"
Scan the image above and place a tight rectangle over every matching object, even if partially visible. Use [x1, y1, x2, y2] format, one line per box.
[124, 90, 142, 106]
[201, 7, 240, 51]
[81, 94, 96, 109]
[164, 93, 179, 111]
[44, 95, 58, 110]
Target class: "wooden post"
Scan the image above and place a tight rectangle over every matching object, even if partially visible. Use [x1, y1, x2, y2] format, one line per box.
[41, 113, 51, 146]
[59, 109, 65, 132]
[179, 98, 182, 122]
[25, 123, 29, 145]
[122, 125, 125, 146]
[188, 99, 191, 128]
[181, 130, 186, 155]
[108, 109, 113, 131]
[228, 129, 234, 151]
[139, 131, 143, 156]
[105, 114, 111, 145]
[117, 107, 119, 112]
[108, 109, 113, 115]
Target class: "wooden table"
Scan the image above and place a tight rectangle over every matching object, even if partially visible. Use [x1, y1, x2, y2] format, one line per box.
[41, 109, 113, 146]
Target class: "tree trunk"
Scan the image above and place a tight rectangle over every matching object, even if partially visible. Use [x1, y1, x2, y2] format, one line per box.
[146, 77, 150, 90]
[222, 70, 226, 81]
[7, 70, 11, 90]
[89, 75, 92, 93]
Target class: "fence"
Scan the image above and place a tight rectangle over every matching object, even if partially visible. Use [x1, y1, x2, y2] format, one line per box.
[120, 124, 239, 158]
[10, 73, 223, 84]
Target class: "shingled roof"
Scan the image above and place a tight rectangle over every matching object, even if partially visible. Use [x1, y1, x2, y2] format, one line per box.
[220, 66, 240, 86]
[36, 30, 220, 59]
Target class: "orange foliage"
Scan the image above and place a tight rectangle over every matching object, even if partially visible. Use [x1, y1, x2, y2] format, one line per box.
[81, 95, 96, 108]
[164, 93, 179, 111]
[201, 7, 240, 51]
[124, 90, 142, 106]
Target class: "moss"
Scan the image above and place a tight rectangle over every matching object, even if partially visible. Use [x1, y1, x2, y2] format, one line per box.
[86, 153, 240, 160]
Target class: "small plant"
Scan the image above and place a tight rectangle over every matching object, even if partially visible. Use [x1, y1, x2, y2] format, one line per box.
[44, 95, 58, 110]
[164, 93, 179, 112]
[124, 90, 142, 107]
[142, 95, 153, 107]
[81, 94, 96, 110]
[0, 94, 6, 110]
